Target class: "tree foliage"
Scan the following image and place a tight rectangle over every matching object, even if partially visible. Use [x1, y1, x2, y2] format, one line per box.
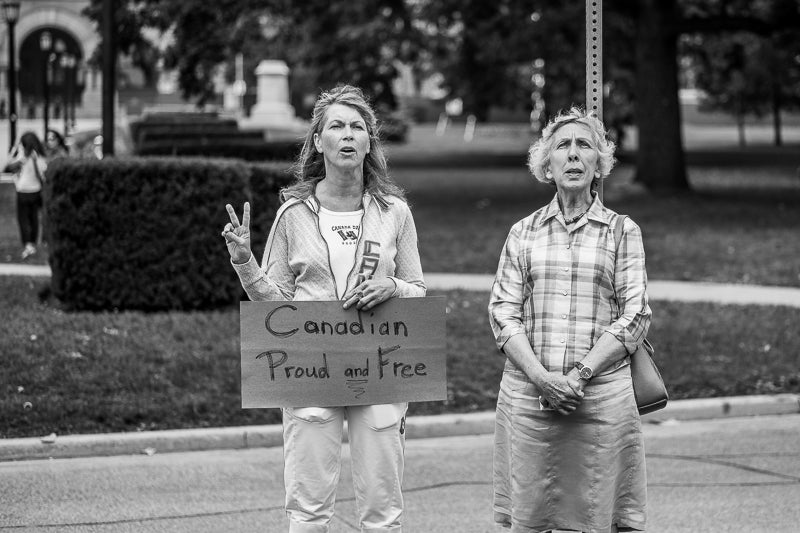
[682, 27, 800, 145]
[85, 0, 800, 190]
[85, 0, 418, 109]
[83, 0, 168, 87]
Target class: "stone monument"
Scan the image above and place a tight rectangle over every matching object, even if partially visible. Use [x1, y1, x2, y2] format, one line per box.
[240, 60, 302, 134]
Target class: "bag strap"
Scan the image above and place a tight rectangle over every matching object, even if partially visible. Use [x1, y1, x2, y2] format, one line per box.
[32, 152, 44, 185]
[613, 214, 627, 254]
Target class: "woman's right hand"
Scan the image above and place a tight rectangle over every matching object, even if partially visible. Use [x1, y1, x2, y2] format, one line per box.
[222, 202, 252, 264]
[538, 373, 584, 416]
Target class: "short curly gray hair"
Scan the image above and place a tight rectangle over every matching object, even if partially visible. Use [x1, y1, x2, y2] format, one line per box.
[527, 106, 616, 186]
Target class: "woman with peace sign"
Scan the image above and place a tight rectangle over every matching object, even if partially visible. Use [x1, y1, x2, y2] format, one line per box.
[222, 84, 425, 533]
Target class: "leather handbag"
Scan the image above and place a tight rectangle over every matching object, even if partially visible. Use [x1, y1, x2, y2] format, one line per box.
[613, 216, 668, 415]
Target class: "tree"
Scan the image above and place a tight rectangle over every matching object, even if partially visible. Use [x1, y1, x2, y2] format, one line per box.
[414, 0, 551, 121]
[279, 1, 420, 111]
[685, 33, 773, 146]
[87, 1, 800, 190]
[628, 0, 689, 190]
[85, 0, 419, 109]
[83, 0, 168, 88]
[683, 27, 800, 146]
[609, 0, 800, 190]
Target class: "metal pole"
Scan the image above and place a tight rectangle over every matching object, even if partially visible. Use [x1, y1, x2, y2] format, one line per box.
[6, 17, 16, 152]
[63, 64, 69, 136]
[43, 56, 50, 140]
[102, 0, 116, 156]
[586, 0, 603, 200]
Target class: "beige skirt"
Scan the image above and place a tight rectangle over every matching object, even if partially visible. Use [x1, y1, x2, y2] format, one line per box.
[493, 363, 646, 533]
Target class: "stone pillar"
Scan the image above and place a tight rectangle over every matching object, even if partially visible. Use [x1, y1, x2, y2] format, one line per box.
[248, 60, 296, 126]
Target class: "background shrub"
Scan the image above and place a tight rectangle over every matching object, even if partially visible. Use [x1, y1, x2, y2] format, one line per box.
[45, 157, 264, 311]
[129, 112, 303, 161]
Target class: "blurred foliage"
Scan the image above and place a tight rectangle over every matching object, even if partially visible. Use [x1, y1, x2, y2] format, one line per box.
[81, 0, 800, 190]
[681, 28, 800, 146]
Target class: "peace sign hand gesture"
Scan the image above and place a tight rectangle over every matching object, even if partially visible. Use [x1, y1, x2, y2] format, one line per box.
[222, 202, 252, 264]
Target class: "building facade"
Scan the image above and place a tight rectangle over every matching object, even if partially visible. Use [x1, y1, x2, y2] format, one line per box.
[0, 0, 106, 122]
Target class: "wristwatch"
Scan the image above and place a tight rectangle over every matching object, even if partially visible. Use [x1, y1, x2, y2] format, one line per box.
[574, 361, 594, 380]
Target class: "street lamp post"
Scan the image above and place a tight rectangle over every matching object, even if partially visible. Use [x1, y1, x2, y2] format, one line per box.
[60, 53, 75, 136]
[2, 1, 20, 153]
[39, 31, 52, 140]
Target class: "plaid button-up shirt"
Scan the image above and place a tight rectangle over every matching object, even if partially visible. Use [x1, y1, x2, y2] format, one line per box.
[489, 193, 651, 375]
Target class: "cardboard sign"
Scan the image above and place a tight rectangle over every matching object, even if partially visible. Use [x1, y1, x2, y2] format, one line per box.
[240, 297, 447, 408]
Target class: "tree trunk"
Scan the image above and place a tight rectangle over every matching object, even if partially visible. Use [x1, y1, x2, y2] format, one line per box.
[633, 0, 689, 191]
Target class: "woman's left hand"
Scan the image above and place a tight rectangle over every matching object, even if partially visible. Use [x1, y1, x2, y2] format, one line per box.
[343, 279, 397, 311]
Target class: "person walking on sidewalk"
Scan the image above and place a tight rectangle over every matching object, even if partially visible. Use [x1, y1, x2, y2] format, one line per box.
[7, 132, 47, 260]
[488, 107, 651, 533]
[222, 84, 425, 533]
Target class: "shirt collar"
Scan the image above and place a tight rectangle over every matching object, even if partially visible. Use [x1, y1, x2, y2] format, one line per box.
[539, 191, 611, 228]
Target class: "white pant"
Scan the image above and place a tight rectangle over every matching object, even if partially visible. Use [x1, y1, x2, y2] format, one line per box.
[283, 403, 407, 533]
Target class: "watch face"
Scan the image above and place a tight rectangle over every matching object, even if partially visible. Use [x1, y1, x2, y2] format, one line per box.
[579, 366, 593, 379]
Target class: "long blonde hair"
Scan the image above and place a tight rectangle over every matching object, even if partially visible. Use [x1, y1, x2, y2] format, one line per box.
[281, 84, 405, 203]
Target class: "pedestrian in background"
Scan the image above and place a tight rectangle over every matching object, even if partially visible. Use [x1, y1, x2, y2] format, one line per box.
[488, 107, 651, 532]
[45, 129, 70, 160]
[7, 132, 47, 260]
[222, 84, 425, 533]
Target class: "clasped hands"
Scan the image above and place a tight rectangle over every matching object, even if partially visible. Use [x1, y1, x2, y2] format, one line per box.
[222, 202, 394, 311]
[538, 368, 586, 416]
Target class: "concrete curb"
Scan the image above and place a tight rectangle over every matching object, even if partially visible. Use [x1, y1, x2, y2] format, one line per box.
[2, 394, 798, 462]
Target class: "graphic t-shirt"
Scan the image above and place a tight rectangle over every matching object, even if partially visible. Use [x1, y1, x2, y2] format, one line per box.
[318, 206, 363, 298]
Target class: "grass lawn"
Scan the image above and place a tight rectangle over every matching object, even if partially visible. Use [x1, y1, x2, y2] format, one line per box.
[3, 278, 799, 439]
[397, 163, 800, 286]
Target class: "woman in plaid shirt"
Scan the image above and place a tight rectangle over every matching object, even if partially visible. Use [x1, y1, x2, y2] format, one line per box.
[489, 107, 651, 533]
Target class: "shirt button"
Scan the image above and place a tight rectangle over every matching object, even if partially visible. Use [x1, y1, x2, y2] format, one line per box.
[562, 314, 567, 319]
[563, 267, 569, 272]
[566, 244, 570, 249]
[560, 338, 566, 344]
[562, 290, 568, 296]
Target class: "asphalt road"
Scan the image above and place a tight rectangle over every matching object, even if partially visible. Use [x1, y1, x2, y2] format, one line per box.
[2, 414, 799, 532]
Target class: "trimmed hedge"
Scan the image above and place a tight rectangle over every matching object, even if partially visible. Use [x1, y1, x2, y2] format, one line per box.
[248, 161, 295, 261]
[137, 139, 302, 161]
[45, 157, 293, 311]
[129, 113, 303, 161]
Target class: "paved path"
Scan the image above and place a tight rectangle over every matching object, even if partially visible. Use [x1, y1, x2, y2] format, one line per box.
[4, 263, 798, 307]
[424, 273, 800, 308]
[3, 415, 800, 532]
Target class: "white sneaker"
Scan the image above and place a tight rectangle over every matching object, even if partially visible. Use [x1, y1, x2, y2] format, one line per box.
[21, 244, 36, 260]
